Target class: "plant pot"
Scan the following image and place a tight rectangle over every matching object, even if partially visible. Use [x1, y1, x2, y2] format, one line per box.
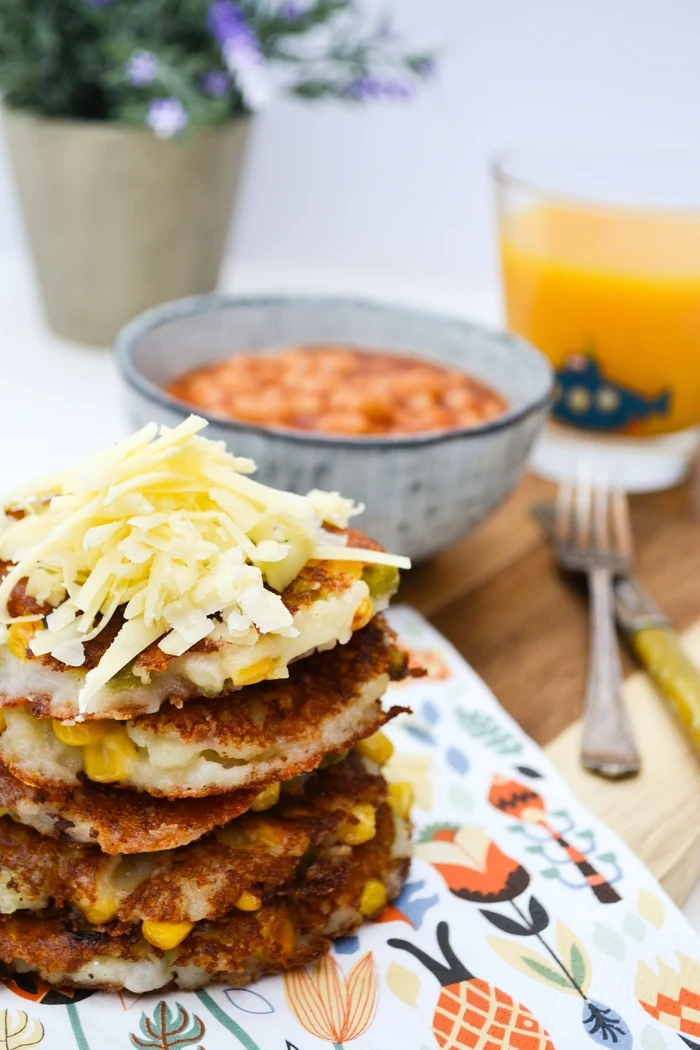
[2, 107, 250, 346]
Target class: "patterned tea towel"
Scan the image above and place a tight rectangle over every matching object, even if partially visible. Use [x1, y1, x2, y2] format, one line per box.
[2, 606, 698, 1050]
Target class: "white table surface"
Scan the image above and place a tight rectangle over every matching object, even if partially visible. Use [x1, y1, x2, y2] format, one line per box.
[2, 247, 699, 932]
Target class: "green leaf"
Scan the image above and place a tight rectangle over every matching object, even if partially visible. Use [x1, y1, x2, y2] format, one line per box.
[417, 822, 459, 844]
[540, 867, 559, 879]
[131, 1001, 205, 1050]
[556, 922, 591, 996]
[592, 922, 626, 961]
[622, 912, 646, 943]
[597, 851, 617, 863]
[455, 709, 523, 755]
[447, 782, 474, 812]
[522, 957, 571, 988]
[0, 0, 433, 119]
[569, 944, 587, 988]
[525, 845, 544, 854]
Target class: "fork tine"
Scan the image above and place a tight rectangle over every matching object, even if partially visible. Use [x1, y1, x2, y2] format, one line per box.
[593, 479, 610, 553]
[610, 489, 633, 558]
[554, 478, 574, 543]
[574, 462, 593, 548]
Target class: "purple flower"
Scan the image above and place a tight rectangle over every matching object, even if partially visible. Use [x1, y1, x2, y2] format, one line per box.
[207, 1, 273, 110]
[347, 74, 381, 101]
[347, 74, 413, 102]
[207, 0, 252, 48]
[127, 50, 157, 87]
[384, 80, 413, 99]
[146, 98, 188, 138]
[201, 70, 231, 96]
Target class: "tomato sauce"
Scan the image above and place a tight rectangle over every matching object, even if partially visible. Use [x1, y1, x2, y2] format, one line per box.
[166, 347, 508, 436]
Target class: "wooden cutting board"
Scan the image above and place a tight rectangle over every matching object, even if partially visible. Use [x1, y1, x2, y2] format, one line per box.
[400, 472, 700, 904]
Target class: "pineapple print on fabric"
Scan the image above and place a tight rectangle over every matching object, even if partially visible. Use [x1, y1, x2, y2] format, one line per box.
[389, 922, 555, 1050]
[637, 954, 700, 1048]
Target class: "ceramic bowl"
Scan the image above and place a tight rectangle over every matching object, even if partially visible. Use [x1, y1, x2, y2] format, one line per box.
[114, 295, 552, 561]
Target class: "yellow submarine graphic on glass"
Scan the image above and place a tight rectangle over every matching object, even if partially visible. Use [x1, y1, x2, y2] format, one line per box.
[554, 352, 672, 433]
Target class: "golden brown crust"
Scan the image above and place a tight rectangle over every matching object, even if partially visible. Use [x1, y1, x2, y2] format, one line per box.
[131, 616, 401, 748]
[0, 763, 258, 854]
[0, 766, 410, 991]
[0, 752, 390, 928]
[3, 615, 404, 730]
[0, 560, 50, 619]
[0, 618, 409, 799]
[0, 819, 65, 903]
[0, 835, 409, 992]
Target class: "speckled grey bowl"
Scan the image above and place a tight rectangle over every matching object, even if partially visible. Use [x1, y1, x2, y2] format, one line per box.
[114, 295, 552, 561]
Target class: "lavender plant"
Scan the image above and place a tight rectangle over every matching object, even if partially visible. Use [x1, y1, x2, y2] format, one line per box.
[0, 0, 434, 137]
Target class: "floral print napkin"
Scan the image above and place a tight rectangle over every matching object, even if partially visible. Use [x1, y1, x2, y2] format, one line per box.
[2, 605, 699, 1050]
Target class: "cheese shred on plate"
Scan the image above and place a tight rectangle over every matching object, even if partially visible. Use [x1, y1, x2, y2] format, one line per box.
[0, 416, 409, 713]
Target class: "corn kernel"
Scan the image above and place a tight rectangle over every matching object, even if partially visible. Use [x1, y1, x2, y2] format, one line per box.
[250, 782, 281, 812]
[233, 658, 276, 687]
[338, 803, 376, 846]
[7, 622, 41, 661]
[351, 597, 373, 632]
[0, 710, 5, 733]
[248, 824, 284, 848]
[359, 878, 387, 917]
[53, 720, 109, 747]
[235, 890, 262, 912]
[142, 920, 194, 950]
[355, 731, 394, 766]
[327, 560, 364, 580]
[274, 916, 296, 954]
[216, 826, 250, 849]
[83, 725, 137, 784]
[257, 911, 296, 955]
[80, 898, 119, 925]
[388, 781, 414, 820]
[0, 807, 8, 818]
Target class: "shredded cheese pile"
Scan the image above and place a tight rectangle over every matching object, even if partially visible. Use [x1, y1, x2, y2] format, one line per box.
[0, 416, 409, 712]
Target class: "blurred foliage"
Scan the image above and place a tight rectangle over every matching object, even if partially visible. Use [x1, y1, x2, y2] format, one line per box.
[0, 0, 434, 127]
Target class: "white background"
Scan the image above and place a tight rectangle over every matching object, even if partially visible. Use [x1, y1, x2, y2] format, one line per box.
[2, 0, 700, 926]
[2, 0, 700, 292]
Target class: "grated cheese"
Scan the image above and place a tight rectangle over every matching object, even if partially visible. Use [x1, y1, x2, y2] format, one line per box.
[0, 416, 409, 713]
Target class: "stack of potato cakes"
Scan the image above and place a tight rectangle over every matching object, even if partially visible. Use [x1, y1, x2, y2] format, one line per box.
[0, 419, 413, 992]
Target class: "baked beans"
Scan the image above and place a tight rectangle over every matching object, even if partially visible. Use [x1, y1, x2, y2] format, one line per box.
[166, 347, 508, 436]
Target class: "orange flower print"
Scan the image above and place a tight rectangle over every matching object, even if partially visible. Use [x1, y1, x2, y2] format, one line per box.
[636, 953, 700, 1046]
[416, 825, 530, 904]
[284, 951, 378, 1049]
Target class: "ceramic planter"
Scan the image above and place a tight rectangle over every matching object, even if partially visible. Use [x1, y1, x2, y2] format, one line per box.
[3, 107, 249, 346]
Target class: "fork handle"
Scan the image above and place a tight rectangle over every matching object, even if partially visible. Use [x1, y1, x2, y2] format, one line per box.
[580, 566, 641, 778]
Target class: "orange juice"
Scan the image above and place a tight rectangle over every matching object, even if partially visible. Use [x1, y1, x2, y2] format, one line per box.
[500, 204, 700, 435]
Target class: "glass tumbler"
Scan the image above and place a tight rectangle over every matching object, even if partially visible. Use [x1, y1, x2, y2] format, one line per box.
[494, 151, 700, 490]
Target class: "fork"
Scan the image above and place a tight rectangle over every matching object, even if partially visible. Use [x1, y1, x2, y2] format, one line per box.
[554, 472, 641, 778]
